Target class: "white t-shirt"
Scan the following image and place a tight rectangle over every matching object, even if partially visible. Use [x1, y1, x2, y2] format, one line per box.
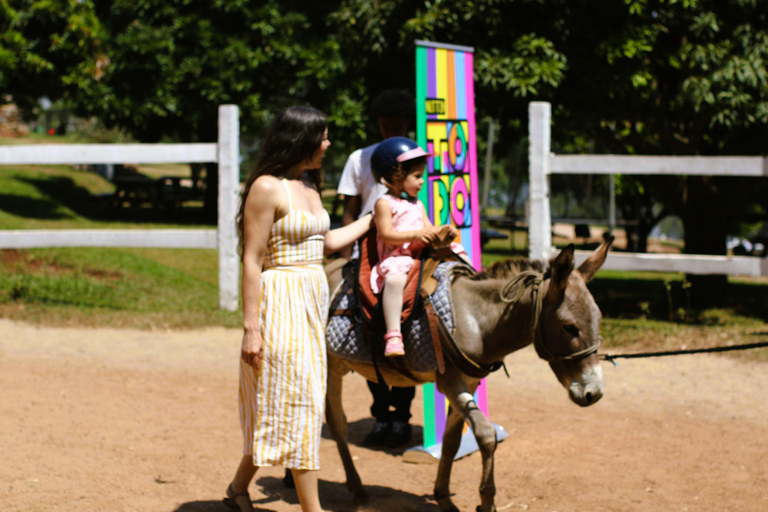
[336, 143, 388, 219]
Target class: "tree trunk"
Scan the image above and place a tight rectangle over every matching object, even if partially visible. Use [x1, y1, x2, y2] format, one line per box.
[203, 162, 218, 225]
[680, 177, 729, 307]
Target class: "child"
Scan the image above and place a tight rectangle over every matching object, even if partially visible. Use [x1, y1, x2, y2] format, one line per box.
[369, 137, 458, 357]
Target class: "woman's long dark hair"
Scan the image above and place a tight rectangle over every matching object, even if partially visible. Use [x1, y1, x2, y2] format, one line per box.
[236, 105, 327, 258]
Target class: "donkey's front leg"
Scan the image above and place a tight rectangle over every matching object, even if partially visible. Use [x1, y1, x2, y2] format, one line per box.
[325, 357, 367, 503]
[443, 383, 498, 512]
[434, 406, 465, 512]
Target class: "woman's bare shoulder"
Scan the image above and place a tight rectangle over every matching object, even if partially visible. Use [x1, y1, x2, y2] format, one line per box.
[251, 174, 282, 193]
[246, 175, 284, 206]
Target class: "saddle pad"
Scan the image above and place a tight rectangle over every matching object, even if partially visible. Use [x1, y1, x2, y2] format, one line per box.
[326, 260, 462, 373]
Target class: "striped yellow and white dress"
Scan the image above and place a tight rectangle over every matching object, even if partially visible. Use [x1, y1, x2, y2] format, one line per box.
[240, 179, 330, 470]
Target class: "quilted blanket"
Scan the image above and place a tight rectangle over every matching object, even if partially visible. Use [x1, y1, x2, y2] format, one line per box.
[326, 261, 462, 372]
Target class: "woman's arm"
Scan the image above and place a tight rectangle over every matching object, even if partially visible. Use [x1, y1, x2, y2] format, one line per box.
[324, 213, 372, 255]
[240, 177, 282, 368]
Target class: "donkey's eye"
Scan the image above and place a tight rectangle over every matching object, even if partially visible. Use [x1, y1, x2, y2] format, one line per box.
[563, 324, 580, 338]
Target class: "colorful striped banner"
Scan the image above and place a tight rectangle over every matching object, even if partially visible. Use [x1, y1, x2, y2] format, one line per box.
[417, 43, 481, 269]
[414, 40, 488, 453]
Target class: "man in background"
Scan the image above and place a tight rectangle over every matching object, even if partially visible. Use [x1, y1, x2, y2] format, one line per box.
[337, 89, 417, 447]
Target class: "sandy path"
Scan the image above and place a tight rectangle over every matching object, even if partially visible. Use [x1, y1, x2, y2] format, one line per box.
[1, 318, 767, 512]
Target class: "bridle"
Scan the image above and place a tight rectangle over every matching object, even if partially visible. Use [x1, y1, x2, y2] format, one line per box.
[499, 270, 602, 363]
[536, 332, 603, 362]
[436, 266, 602, 380]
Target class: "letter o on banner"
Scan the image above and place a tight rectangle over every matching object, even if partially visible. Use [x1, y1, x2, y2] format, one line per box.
[450, 176, 469, 227]
[448, 122, 467, 172]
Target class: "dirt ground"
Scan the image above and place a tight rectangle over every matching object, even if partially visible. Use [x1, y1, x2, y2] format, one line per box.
[2, 318, 767, 512]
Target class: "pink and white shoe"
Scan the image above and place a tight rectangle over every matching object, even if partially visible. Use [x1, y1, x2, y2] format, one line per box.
[384, 330, 405, 357]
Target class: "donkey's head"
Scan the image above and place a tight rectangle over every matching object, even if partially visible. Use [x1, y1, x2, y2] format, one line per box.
[536, 236, 613, 407]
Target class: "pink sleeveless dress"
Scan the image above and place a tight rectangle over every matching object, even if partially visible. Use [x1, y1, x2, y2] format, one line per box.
[370, 194, 424, 294]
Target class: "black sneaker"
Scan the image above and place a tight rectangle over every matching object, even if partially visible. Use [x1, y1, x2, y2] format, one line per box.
[363, 420, 391, 445]
[386, 420, 412, 447]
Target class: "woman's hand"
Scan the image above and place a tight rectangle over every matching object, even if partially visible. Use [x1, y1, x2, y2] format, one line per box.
[241, 329, 265, 369]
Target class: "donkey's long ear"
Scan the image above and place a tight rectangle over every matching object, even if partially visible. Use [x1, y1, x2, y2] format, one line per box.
[577, 233, 614, 282]
[546, 244, 575, 301]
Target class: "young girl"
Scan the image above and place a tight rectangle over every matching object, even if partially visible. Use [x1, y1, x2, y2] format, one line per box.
[369, 137, 458, 357]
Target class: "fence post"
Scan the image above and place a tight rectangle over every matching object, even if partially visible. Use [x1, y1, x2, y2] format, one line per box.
[528, 102, 552, 261]
[218, 105, 240, 312]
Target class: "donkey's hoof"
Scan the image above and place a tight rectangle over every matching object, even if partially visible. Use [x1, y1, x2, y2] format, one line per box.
[476, 506, 496, 512]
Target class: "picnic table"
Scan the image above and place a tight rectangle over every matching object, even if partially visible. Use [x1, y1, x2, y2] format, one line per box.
[102, 175, 203, 215]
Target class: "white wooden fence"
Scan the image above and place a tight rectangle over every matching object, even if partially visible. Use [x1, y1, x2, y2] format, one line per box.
[0, 105, 241, 311]
[528, 101, 768, 277]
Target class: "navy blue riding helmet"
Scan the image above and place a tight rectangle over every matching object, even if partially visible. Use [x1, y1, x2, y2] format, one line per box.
[370, 137, 430, 183]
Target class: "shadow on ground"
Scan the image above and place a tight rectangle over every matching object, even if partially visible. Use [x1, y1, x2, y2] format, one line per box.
[173, 476, 441, 512]
[589, 274, 768, 323]
[321, 418, 425, 454]
[0, 192, 74, 220]
[4, 176, 214, 225]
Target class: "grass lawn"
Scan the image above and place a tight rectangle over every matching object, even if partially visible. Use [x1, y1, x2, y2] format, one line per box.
[0, 155, 239, 328]
[1, 155, 767, 362]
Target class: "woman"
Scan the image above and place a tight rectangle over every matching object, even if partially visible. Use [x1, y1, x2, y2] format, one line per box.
[226, 105, 371, 512]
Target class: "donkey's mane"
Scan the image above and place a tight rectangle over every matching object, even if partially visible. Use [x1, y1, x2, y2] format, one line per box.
[469, 257, 549, 281]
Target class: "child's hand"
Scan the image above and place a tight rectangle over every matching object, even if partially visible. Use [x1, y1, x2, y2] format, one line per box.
[416, 227, 438, 244]
[439, 224, 459, 240]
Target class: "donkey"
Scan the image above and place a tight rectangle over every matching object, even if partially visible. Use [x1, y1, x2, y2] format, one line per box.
[324, 237, 613, 512]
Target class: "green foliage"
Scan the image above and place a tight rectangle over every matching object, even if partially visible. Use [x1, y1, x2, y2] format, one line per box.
[79, 1, 338, 141]
[475, 35, 566, 97]
[0, 0, 105, 114]
[4, 0, 768, 268]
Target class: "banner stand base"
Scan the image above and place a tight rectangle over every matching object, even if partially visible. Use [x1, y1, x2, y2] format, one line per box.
[402, 423, 509, 464]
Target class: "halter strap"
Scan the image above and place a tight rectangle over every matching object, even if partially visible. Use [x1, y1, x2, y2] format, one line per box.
[499, 270, 544, 332]
[499, 270, 601, 363]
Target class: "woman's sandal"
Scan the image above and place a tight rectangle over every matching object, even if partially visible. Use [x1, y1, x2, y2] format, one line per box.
[384, 330, 405, 357]
[223, 483, 251, 511]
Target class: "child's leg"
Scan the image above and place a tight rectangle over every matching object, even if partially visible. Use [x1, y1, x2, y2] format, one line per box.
[382, 273, 407, 333]
[382, 273, 407, 356]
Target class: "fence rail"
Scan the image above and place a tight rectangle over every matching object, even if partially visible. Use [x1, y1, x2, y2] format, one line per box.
[528, 101, 768, 277]
[574, 251, 768, 277]
[0, 105, 240, 311]
[0, 229, 218, 249]
[550, 154, 768, 177]
[0, 143, 218, 165]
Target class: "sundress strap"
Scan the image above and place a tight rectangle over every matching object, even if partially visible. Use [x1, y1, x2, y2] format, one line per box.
[281, 179, 294, 210]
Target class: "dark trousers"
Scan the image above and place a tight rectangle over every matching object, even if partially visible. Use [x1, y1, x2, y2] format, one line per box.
[367, 380, 416, 422]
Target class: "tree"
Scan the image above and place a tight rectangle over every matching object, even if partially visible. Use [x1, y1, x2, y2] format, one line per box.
[69, 0, 360, 220]
[0, 0, 105, 115]
[7, 0, 766, 301]
[546, 0, 768, 304]
[329, 0, 568, 143]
